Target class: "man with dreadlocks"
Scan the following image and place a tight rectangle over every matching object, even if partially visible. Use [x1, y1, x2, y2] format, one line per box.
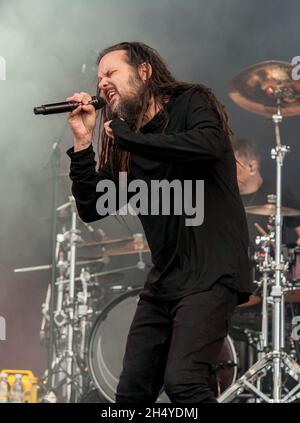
[66, 42, 252, 403]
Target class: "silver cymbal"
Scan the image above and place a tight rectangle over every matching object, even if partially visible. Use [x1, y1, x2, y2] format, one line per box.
[14, 257, 106, 273]
[245, 204, 300, 217]
[229, 60, 300, 117]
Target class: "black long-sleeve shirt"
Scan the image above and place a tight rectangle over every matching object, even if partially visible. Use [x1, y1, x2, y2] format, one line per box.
[67, 88, 252, 303]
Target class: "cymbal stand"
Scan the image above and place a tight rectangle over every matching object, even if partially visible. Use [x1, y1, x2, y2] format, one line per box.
[77, 268, 92, 361]
[61, 196, 81, 402]
[40, 283, 51, 345]
[254, 234, 273, 356]
[219, 97, 300, 403]
[44, 196, 84, 402]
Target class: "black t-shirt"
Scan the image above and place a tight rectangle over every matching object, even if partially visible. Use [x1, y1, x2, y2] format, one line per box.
[67, 88, 252, 303]
[242, 179, 300, 249]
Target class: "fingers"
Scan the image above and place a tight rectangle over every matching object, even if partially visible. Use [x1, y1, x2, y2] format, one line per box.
[67, 92, 94, 118]
[66, 92, 92, 105]
[68, 106, 83, 118]
[104, 120, 114, 139]
[81, 104, 95, 113]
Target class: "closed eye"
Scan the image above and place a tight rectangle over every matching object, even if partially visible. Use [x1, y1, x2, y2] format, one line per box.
[109, 69, 117, 77]
[98, 69, 117, 84]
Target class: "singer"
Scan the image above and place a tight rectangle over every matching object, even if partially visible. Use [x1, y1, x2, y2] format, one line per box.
[66, 41, 252, 403]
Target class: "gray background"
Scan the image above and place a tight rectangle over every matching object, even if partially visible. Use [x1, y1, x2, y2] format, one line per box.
[0, 0, 299, 378]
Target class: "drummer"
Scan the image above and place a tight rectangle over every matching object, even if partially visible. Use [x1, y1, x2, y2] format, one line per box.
[232, 138, 300, 247]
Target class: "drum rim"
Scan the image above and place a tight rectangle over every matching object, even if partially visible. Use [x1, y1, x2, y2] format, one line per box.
[224, 335, 238, 388]
[87, 286, 143, 402]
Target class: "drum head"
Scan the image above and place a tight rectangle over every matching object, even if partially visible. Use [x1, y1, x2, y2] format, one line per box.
[88, 288, 142, 402]
[88, 287, 238, 402]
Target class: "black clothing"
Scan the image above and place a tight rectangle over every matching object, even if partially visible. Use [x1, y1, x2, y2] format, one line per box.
[242, 179, 300, 247]
[67, 86, 252, 403]
[115, 280, 238, 403]
[67, 88, 252, 304]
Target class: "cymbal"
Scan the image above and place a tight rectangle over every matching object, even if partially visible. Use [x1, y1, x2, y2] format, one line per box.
[245, 204, 300, 217]
[79, 240, 150, 259]
[14, 257, 107, 273]
[229, 60, 300, 117]
[78, 236, 133, 248]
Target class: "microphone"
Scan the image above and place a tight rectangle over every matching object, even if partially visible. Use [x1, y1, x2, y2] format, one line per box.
[33, 95, 106, 115]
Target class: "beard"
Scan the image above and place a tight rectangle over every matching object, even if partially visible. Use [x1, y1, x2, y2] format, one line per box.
[111, 74, 146, 130]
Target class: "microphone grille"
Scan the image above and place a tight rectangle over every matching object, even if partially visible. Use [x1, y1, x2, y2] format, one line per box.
[92, 96, 106, 110]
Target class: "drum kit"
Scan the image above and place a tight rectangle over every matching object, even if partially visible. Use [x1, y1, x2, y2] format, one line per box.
[219, 59, 300, 403]
[14, 60, 300, 403]
[14, 198, 152, 403]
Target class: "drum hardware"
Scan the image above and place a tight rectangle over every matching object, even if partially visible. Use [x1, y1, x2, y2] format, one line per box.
[252, 235, 274, 359]
[14, 257, 110, 274]
[28, 196, 149, 402]
[219, 60, 300, 403]
[40, 282, 51, 344]
[245, 204, 300, 217]
[78, 236, 133, 248]
[29, 87, 149, 401]
[78, 238, 150, 260]
[21, 196, 96, 403]
[228, 60, 300, 117]
[286, 244, 300, 283]
[53, 265, 142, 286]
[50, 197, 80, 403]
[243, 329, 261, 352]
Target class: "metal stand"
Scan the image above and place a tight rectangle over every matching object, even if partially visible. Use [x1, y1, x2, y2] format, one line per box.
[46, 138, 61, 393]
[219, 99, 300, 403]
[45, 197, 82, 402]
[37, 203, 148, 402]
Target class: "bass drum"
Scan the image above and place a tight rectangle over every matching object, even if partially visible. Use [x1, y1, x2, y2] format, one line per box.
[88, 287, 238, 402]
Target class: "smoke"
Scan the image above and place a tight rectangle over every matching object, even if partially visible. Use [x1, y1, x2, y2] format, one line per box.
[0, 0, 299, 376]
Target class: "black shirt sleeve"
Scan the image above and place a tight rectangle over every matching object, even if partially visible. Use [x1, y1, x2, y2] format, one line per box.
[110, 90, 227, 163]
[67, 144, 116, 223]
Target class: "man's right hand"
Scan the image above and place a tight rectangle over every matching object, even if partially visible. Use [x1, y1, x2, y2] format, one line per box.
[67, 92, 97, 152]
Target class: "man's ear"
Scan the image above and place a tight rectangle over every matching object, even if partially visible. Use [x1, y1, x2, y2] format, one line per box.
[249, 159, 259, 174]
[138, 62, 152, 82]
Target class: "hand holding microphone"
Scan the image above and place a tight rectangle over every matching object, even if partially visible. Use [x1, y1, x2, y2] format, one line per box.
[34, 91, 106, 152]
[67, 92, 98, 151]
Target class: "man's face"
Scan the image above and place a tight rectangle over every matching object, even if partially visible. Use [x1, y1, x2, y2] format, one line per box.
[97, 50, 144, 116]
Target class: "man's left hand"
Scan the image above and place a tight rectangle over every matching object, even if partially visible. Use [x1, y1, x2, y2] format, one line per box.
[104, 120, 114, 139]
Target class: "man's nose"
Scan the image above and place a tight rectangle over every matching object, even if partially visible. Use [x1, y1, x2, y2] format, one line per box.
[98, 78, 109, 91]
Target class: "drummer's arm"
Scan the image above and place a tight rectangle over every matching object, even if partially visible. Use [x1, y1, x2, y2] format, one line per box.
[295, 226, 300, 244]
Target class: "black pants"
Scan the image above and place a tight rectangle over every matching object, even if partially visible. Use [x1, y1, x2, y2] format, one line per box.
[115, 280, 238, 403]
